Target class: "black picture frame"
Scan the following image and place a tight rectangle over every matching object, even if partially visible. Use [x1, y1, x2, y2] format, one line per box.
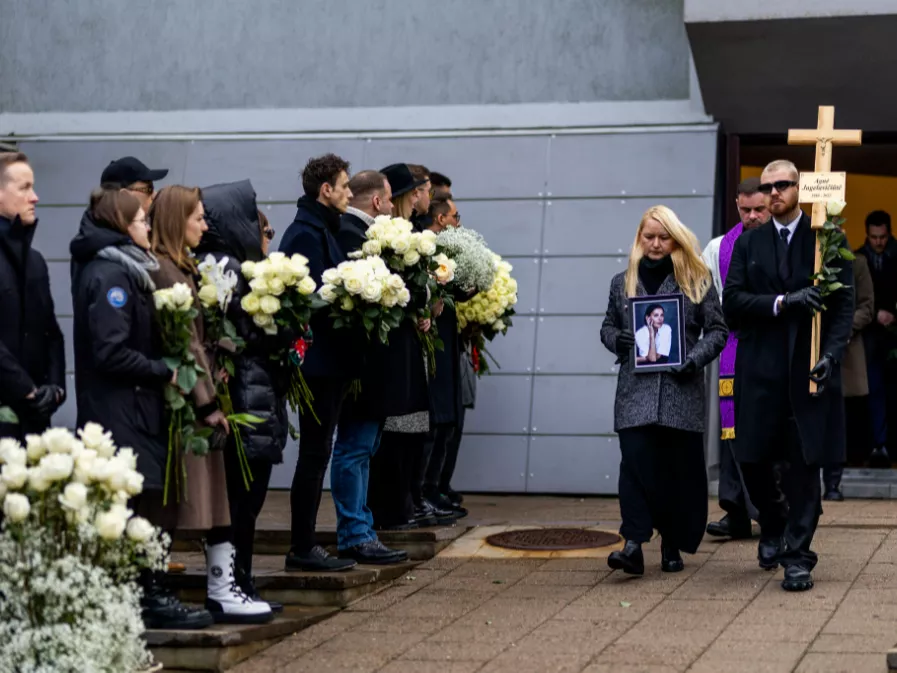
[627, 293, 686, 374]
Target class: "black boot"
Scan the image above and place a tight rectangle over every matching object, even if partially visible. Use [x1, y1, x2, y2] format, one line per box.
[757, 537, 783, 571]
[140, 570, 214, 630]
[706, 514, 752, 539]
[661, 545, 684, 573]
[607, 540, 644, 575]
[781, 564, 814, 592]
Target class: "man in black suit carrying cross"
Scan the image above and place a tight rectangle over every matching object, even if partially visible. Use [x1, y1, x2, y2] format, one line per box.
[723, 159, 854, 592]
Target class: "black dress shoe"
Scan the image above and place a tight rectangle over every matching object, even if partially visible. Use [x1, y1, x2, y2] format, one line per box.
[869, 446, 891, 469]
[285, 545, 357, 572]
[343, 540, 408, 565]
[823, 488, 844, 502]
[781, 565, 814, 592]
[428, 492, 469, 519]
[757, 537, 782, 570]
[607, 540, 644, 575]
[661, 546, 684, 573]
[706, 514, 753, 539]
[415, 499, 457, 526]
[444, 487, 464, 506]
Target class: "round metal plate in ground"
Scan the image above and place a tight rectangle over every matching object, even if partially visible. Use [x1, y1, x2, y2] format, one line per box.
[485, 528, 622, 551]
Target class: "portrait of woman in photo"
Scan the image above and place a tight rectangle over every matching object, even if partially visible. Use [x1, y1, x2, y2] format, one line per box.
[635, 303, 671, 364]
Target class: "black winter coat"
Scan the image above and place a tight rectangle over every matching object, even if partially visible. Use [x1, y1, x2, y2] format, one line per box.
[724, 215, 854, 465]
[428, 293, 469, 426]
[70, 212, 170, 488]
[198, 180, 289, 464]
[0, 215, 66, 438]
[279, 196, 362, 379]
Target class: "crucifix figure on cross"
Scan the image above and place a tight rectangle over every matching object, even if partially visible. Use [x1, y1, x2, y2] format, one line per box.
[787, 106, 862, 393]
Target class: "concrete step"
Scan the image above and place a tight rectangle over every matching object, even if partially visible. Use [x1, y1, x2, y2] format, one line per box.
[173, 522, 469, 561]
[146, 605, 336, 672]
[168, 552, 418, 608]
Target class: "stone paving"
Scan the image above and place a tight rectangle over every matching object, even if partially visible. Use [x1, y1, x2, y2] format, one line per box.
[231, 494, 897, 672]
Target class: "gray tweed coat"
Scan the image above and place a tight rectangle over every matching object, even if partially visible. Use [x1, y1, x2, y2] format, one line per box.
[600, 271, 728, 433]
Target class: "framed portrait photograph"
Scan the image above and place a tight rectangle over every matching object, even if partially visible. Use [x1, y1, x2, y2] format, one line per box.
[628, 293, 686, 374]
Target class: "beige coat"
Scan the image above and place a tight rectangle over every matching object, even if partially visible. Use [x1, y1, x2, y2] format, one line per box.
[151, 257, 231, 531]
[843, 254, 873, 397]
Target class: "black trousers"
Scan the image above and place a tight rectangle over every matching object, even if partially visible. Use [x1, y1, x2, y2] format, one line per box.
[369, 431, 422, 527]
[224, 450, 273, 576]
[438, 408, 465, 493]
[718, 438, 759, 521]
[741, 419, 822, 570]
[421, 422, 456, 501]
[617, 425, 708, 554]
[290, 376, 349, 552]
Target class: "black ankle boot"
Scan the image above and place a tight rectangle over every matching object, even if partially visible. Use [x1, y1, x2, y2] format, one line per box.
[607, 540, 644, 575]
[661, 545, 684, 573]
[140, 570, 214, 630]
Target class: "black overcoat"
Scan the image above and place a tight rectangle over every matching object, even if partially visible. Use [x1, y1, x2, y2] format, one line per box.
[723, 214, 854, 465]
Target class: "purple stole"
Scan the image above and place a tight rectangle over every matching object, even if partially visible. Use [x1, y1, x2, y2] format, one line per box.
[718, 223, 743, 440]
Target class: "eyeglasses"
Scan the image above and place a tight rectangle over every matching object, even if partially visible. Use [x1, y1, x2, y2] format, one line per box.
[264, 228, 275, 241]
[127, 183, 154, 196]
[451, 211, 461, 223]
[757, 180, 798, 195]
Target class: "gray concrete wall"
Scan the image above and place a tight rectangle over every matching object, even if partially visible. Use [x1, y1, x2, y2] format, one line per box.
[0, 0, 690, 113]
[23, 126, 718, 494]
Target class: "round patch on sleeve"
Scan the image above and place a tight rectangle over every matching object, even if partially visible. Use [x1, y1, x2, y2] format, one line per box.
[106, 286, 128, 308]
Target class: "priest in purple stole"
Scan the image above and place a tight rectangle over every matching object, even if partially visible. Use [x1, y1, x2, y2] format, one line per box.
[702, 178, 770, 539]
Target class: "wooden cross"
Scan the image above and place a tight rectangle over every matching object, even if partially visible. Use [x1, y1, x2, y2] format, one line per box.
[787, 106, 862, 393]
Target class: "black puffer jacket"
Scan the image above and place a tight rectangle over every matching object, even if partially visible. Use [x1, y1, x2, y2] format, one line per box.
[70, 212, 170, 488]
[198, 180, 288, 464]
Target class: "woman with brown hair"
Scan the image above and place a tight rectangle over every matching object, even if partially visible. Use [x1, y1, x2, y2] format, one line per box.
[149, 185, 272, 624]
[70, 187, 214, 630]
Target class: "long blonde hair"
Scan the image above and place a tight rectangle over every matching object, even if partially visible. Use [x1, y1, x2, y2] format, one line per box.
[624, 205, 711, 304]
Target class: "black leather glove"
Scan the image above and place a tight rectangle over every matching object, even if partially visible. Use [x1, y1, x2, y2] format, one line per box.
[615, 329, 635, 356]
[809, 353, 835, 395]
[28, 385, 60, 417]
[669, 360, 698, 378]
[782, 286, 823, 314]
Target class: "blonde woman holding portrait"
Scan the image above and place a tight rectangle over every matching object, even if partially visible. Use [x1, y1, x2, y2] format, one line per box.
[600, 206, 727, 575]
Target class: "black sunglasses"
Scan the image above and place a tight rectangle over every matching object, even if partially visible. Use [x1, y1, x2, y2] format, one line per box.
[264, 228, 275, 241]
[757, 180, 798, 195]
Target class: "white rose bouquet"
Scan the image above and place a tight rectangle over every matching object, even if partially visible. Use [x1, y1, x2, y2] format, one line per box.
[238, 252, 325, 419]
[0, 424, 167, 672]
[351, 216, 455, 371]
[153, 282, 213, 502]
[457, 255, 519, 377]
[197, 255, 264, 490]
[318, 256, 410, 345]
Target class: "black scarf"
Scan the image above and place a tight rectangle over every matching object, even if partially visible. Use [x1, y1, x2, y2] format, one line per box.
[639, 255, 673, 295]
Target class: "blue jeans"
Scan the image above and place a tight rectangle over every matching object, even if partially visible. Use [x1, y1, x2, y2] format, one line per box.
[331, 420, 383, 549]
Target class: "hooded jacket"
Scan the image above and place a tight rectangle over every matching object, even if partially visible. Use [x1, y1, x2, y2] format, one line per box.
[198, 180, 288, 464]
[70, 210, 170, 488]
[0, 215, 66, 439]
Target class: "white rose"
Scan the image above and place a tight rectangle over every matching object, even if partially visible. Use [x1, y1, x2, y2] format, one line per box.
[198, 283, 218, 308]
[94, 438, 117, 459]
[3, 493, 30, 523]
[42, 428, 76, 454]
[126, 516, 155, 543]
[397, 288, 411, 306]
[360, 282, 383, 303]
[493, 319, 506, 332]
[319, 284, 338, 303]
[268, 252, 286, 264]
[289, 254, 310, 277]
[78, 423, 112, 451]
[249, 277, 270, 294]
[95, 506, 129, 541]
[88, 456, 113, 484]
[59, 482, 88, 511]
[124, 470, 144, 496]
[826, 200, 846, 217]
[105, 457, 131, 492]
[297, 276, 316, 296]
[268, 278, 286, 296]
[252, 313, 276, 333]
[115, 447, 138, 471]
[387, 275, 405, 292]
[381, 291, 398, 308]
[362, 240, 382, 256]
[340, 296, 355, 312]
[391, 234, 412, 254]
[418, 238, 437, 256]
[344, 275, 364, 296]
[435, 263, 455, 285]
[153, 290, 172, 311]
[403, 250, 421, 266]
[40, 453, 74, 482]
[24, 435, 46, 462]
[259, 295, 281, 315]
[28, 467, 51, 493]
[322, 268, 340, 285]
[0, 439, 25, 467]
[241, 293, 261, 314]
[1, 463, 28, 490]
[170, 283, 194, 310]
[241, 260, 257, 279]
[73, 449, 98, 483]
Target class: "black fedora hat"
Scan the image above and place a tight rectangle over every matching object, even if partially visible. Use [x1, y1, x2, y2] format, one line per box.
[381, 163, 427, 198]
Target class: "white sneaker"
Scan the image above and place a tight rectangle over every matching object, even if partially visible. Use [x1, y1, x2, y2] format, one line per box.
[205, 541, 273, 624]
